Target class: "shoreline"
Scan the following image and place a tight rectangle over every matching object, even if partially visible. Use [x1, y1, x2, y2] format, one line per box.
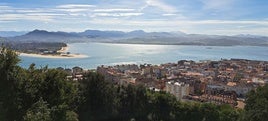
[19, 45, 88, 59]
[19, 53, 88, 59]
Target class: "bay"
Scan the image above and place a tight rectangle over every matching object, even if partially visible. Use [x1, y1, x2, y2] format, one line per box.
[19, 43, 268, 69]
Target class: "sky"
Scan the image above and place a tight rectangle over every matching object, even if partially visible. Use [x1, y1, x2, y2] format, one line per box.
[1, 0, 268, 35]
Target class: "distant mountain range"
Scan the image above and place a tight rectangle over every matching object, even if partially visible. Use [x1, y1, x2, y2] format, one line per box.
[1, 29, 268, 46]
[0, 31, 27, 37]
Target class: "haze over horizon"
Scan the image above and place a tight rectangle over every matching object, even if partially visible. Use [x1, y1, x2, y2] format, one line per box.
[1, 0, 268, 35]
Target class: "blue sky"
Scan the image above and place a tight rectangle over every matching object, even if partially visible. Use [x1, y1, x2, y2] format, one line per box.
[1, 0, 268, 35]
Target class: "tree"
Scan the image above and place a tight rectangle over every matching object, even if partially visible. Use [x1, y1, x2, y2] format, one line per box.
[23, 98, 52, 121]
[1, 47, 79, 120]
[200, 103, 220, 121]
[174, 102, 203, 121]
[117, 85, 150, 121]
[133, 85, 150, 121]
[66, 111, 79, 121]
[218, 104, 241, 121]
[0, 46, 21, 120]
[117, 85, 137, 120]
[150, 91, 176, 121]
[23, 66, 79, 120]
[244, 84, 268, 121]
[78, 72, 117, 121]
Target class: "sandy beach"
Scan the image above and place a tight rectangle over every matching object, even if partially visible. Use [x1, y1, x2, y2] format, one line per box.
[20, 53, 88, 59]
[19, 46, 88, 59]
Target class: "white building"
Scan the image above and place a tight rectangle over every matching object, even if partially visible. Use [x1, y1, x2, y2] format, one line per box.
[165, 81, 190, 100]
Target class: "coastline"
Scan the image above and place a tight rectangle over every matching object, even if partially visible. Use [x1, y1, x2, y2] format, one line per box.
[19, 53, 88, 59]
[19, 45, 88, 59]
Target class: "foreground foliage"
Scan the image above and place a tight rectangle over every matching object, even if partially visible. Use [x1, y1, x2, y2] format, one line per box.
[0, 47, 267, 121]
[244, 84, 268, 121]
[0, 47, 79, 121]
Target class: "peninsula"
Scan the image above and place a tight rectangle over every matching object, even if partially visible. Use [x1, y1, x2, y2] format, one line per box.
[18, 45, 88, 59]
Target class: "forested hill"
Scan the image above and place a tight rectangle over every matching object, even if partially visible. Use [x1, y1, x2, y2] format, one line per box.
[1, 47, 268, 121]
[2, 29, 268, 46]
[9, 29, 83, 43]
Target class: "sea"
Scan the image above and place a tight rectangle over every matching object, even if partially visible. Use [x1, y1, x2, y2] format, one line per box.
[19, 42, 268, 69]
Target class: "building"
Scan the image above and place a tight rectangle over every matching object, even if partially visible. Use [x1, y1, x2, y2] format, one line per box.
[165, 81, 190, 100]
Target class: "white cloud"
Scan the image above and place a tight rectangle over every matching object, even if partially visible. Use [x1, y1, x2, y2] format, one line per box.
[92, 12, 144, 17]
[94, 8, 135, 12]
[145, 0, 177, 13]
[68, 13, 87, 16]
[15, 9, 53, 13]
[1, 3, 268, 35]
[56, 4, 95, 12]
[0, 5, 66, 22]
[188, 20, 268, 25]
[162, 13, 176, 16]
[0, 5, 14, 13]
[25, 13, 66, 16]
[56, 8, 91, 12]
[0, 9, 14, 13]
[0, 5, 10, 9]
[0, 13, 55, 22]
[56, 4, 95, 9]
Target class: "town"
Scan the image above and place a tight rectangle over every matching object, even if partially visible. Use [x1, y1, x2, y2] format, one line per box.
[62, 59, 268, 109]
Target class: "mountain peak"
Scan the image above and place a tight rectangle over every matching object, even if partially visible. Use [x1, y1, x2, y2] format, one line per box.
[27, 29, 49, 35]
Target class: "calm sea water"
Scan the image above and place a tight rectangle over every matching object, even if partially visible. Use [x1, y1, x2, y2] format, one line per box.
[19, 43, 268, 69]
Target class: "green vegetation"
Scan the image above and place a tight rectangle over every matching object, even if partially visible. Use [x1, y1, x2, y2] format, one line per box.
[0, 46, 78, 121]
[0, 46, 267, 121]
[2, 42, 66, 54]
[244, 84, 268, 121]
